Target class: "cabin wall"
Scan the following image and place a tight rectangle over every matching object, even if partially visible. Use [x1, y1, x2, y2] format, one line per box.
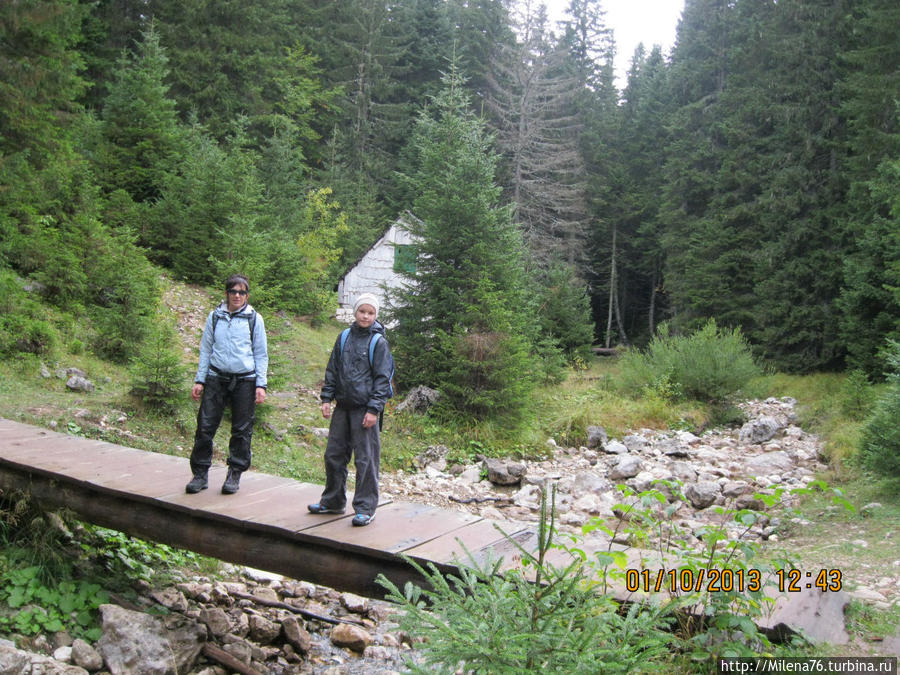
[336, 221, 418, 323]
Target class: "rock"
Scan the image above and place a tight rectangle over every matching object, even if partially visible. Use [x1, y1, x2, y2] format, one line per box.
[281, 617, 312, 654]
[248, 614, 281, 644]
[98, 605, 205, 675]
[482, 457, 524, 485]
[150, 588, 188, 613]
[847, 588, 887, 604]
[570, 473, 611, 495]
[609, 455, 642, 480]
[685, 481, 721, 509]
[739, 416, 781, 444]
[603, 440, 628, 455]
[676, 430, 700, 444]
[627, 471, 657, 493]
[340, 592, 369, 614]
[251, 586, 279, 604]
[735, 494, 766, 511]
[70, 639, 103, 671]
[622, 435, 648, 453]
[668, 461, 697, 482]
[722, 480, 749, 498]
[52, 646, 72, 663]
[745, 451, 794, 477]
[513, 483, 542, 509]
[585, 426, 607, 449]
[395, 385, 441, 414]
[330, 623, 372, 653]
[414, 445, 449, 470]
[199, 607, 231, 638]
[457, 467, 481, 484]
[0, 643, 31, 673]
[760, 587, 849, 645]
[65, 376, 94, 392]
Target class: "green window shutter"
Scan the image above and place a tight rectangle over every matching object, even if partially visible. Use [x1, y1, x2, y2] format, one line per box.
[393, 244, 416, 275]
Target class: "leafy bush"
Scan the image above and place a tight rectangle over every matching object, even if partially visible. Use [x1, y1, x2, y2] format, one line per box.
[0, 268, 60, 357]
[858, 340, 900, 479]
[0, 566, 108, 641]
[618, 320, 761, 403]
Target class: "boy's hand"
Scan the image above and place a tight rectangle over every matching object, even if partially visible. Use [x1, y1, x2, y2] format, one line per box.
[322, 402, 332, 419]
[363, 412, 378, 428]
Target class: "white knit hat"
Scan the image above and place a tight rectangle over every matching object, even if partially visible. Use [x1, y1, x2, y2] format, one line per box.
[353, 293, 380, 317]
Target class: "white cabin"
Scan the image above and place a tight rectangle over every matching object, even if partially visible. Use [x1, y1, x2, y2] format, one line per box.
[336, 212, 421, 323]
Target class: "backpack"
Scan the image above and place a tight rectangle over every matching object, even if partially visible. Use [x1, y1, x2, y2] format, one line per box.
[212, 309, 257, 348]
[338, 328, 395, 398]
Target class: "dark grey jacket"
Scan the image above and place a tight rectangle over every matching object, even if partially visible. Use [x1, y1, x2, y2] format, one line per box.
[321, 321, 392, 415]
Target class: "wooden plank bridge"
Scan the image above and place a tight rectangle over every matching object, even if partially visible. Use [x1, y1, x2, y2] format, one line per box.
[0, 417, 558, 598]
[0, 417, 850, 646]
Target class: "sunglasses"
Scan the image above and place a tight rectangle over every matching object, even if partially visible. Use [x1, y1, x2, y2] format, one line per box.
[227, 289, 248, 296]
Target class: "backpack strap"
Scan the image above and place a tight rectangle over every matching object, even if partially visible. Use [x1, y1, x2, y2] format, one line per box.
[368, 332, 381, 365]
[339, 328, 351, 356]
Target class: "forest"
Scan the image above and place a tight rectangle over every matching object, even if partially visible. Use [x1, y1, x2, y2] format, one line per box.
[1, 0, 899, 402]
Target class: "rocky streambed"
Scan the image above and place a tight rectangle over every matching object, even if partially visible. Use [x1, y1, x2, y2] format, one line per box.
[2, 397, 897, 673]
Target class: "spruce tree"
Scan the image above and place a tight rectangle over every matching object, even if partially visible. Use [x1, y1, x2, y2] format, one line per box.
[100, 24, 183, 203]
[391, 64, 537, 422]
[837, 0, 900, 376]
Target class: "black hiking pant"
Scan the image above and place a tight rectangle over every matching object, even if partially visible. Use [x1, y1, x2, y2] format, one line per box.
[190, 374, 256, 475]
[318, 405, 380, 516]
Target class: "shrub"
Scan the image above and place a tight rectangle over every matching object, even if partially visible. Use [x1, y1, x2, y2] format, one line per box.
[0, 268, 60, 357]
[377, 489, 675, 673]
[86, 229, 160, 362]
[618, 320, 761, 403]
[858, 341, 900, 479]
[128, 308, 185, 413]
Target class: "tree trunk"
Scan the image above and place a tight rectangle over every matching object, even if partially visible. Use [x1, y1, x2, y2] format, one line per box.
[605, 224, 616, 348]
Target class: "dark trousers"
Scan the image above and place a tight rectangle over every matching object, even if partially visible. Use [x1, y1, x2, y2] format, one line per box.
[190, 375, 256, 475]
[319, 405, 380, 515]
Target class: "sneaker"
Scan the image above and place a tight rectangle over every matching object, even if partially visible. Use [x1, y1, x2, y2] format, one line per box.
[185, 474, 208, 494]
[221, 468, 242, 494]
[307, 503, 345, 514]
[351, 513, 375, 527]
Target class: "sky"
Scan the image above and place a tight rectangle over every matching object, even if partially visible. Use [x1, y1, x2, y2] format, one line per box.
[544, 0, 685, 88]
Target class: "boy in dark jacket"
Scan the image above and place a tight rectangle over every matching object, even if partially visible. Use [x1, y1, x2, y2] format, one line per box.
[308, 293, 393, 526]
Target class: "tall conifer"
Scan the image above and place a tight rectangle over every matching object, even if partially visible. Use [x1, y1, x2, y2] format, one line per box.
[391, 64, 536, 422]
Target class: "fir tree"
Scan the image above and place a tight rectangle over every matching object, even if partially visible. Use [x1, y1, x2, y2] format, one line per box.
[391, 64, 537, 422]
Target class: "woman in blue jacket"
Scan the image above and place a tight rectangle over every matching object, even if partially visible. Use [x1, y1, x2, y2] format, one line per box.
[185, 274, 268, 495]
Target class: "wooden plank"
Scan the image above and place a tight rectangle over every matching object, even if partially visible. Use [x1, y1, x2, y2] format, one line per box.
[157, 472, 327, 527]
[1, 436, 132, 471]
[299, 501, 481, 557]
[0, 465, 428, 598]
[404, 517, 531, 566]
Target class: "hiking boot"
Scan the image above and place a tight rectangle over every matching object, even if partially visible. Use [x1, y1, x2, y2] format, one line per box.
[352, 513, 375, 527]
[308, 503, 345, 514]
[221, 468, 242, 494]
[185, 473, 208, 494]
